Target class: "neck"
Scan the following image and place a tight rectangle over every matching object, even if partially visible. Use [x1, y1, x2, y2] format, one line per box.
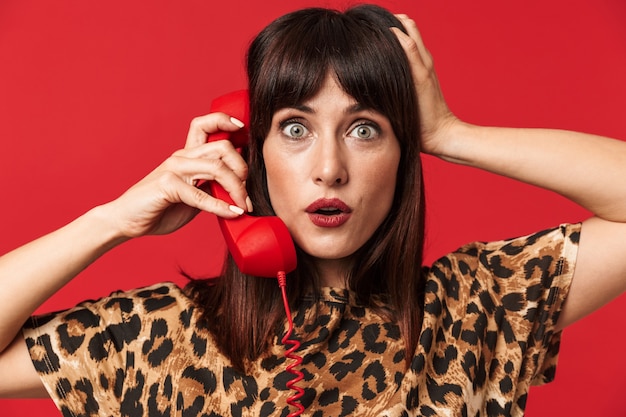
[313, 257, 352, 288]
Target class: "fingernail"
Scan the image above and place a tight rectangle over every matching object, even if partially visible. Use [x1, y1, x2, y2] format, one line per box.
[230, 117, 245, 128]
[229, 205, 244, 215]
[246, 196, 254, 213]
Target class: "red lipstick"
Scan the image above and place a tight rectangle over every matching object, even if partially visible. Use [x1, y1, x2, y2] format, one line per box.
[306, 198, 352, 227]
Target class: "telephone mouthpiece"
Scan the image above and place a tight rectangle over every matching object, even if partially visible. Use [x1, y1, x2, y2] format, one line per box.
[219, 215, 297, 277]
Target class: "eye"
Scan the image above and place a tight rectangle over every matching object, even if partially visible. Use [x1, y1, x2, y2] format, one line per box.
[281, 122, 308, 139]
[349, 123, 379, 140]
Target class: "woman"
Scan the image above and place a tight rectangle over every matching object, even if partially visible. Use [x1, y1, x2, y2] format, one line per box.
[1, 4, 626, 416]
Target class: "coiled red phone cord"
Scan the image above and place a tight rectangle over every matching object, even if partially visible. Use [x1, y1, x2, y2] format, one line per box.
[277, 271, 305, 416]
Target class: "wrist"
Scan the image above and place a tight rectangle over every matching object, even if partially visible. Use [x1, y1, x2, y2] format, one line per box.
[425, 118, 474, 164]
[84, 204, 133, 250]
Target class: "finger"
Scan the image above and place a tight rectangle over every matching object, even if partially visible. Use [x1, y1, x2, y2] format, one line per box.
[391, 27, 430, 84]
[185, 112, 245, 149]
[163, 174, 244, 219]
[394, 14, 432, 67]
[174, 140, 249, 182]
[161, 155, 249, 210]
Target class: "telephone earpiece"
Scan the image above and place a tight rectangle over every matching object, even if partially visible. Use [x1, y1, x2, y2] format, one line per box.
[207, 90, 297, 277]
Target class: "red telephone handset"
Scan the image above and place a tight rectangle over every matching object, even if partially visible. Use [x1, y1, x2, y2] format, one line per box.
[207, 90, 297, 277]
[209, 91, 304, 414]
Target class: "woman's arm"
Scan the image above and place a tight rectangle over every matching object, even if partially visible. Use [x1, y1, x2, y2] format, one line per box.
[0, 113, 249, 397]
[0, 206, 124, 397]
[428, 123, 626, 331]
[393, 16, 626, 330]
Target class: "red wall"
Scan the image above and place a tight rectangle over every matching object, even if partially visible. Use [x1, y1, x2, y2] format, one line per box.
[1, 0, 625, 415]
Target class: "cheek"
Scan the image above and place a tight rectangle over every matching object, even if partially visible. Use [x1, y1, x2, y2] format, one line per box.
[365, 152, 400, 203]
[366, 170, 397, 218]
[262, 142, 292, 214]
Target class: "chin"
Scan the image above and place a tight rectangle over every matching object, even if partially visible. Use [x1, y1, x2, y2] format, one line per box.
[299, 244, 358, 262]
[291, 228, 370, 264]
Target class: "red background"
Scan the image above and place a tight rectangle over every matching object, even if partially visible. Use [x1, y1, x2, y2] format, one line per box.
[1, 0, 625, 415]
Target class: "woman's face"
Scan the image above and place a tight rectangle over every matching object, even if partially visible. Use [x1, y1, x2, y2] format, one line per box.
[262, 75, 401, 281]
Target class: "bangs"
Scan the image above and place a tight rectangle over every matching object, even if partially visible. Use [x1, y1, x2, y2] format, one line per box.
[247, 6, 414, 143]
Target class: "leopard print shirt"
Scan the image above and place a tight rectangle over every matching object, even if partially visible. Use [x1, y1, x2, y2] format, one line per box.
[23, 223, 580, 417]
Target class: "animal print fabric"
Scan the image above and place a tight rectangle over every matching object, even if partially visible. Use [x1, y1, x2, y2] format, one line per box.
[22, 223, 580, 417]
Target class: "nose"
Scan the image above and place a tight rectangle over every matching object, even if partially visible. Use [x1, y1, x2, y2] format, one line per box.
[312, 134, 348, 186]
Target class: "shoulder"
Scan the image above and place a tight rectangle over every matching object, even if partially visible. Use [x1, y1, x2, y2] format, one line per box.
[27, 282, 193, 327]
[101, 282, 194, 315]
[422, 224, 580, 327]
[428, 223, 580, 287]
[421, 223, 581, 354]
[23, 282, 199, 362]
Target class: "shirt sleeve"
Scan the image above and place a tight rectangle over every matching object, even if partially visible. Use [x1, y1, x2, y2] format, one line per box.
[516, 224, 580, 385]
[427, 223, 580, 388]
[475, 223, 579, 385]
[21, 282, 189, 417]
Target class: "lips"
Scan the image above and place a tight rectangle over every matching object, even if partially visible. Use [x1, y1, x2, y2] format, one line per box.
[306, 198, 352, 227]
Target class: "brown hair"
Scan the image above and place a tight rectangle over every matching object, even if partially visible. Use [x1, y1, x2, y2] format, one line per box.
[186, 4, 425, 371]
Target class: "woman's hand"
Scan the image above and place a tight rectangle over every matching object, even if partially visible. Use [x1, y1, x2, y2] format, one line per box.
[103, 112, 251, 239]
[392, 15, 459, 156]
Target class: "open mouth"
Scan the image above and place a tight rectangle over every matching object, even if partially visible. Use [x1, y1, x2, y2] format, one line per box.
[316, 207, 343, 215]
[306, 198, 352, 227]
